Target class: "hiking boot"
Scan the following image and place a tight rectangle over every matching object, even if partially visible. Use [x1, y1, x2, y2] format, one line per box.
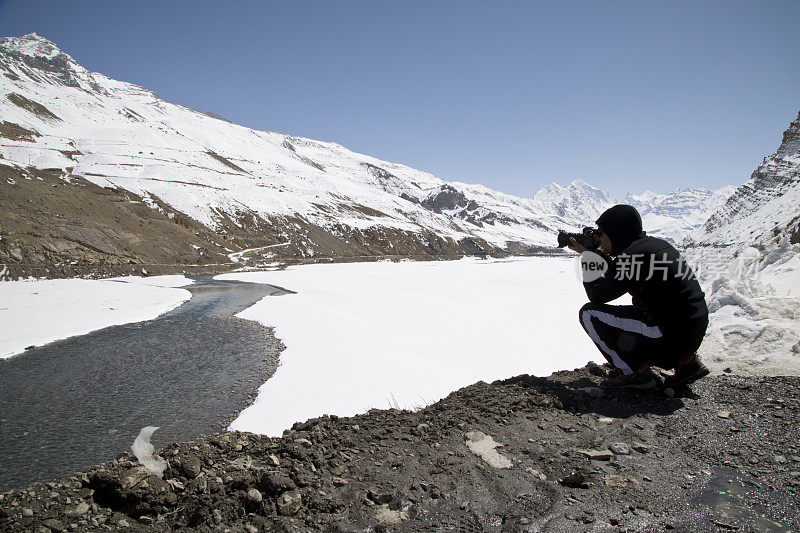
[664, 356, 710, 389]
[600, 368, 657, 390]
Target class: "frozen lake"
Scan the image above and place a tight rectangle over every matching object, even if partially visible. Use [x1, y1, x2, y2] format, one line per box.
[218, 256, 606, 436]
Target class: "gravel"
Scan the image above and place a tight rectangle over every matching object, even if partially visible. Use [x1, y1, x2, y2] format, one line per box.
[2, 364, 799, 532]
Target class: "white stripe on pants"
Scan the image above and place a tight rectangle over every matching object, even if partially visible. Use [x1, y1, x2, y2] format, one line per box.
[580, 308, 663, 375]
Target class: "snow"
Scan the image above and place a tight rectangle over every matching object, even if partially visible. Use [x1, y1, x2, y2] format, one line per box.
[213, 252, 800, 437]
[0, 33, 733, 253]
[0, 275, 193, 359]
[107, 274, 195, 288]
[465, 431, 513, 469]
[218, 257, 613, 436]
[685, 242, 800, 376]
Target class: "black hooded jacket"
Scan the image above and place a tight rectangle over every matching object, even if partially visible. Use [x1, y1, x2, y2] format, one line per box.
[584, 205, 708, 339]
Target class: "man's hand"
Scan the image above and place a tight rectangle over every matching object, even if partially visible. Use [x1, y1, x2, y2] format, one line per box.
[567, 237, 588, 254]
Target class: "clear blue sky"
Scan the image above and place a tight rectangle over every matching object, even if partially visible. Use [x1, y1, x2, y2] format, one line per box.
[1, 0, 798, 198]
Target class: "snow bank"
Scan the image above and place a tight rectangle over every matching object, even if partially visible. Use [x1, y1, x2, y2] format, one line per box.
[218, 257, 609, 436]
[0, 275, 193, 359]
[685, 241, 800, 376]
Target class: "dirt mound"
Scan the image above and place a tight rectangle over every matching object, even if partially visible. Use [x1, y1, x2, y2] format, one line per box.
[2, 365, 799, 531]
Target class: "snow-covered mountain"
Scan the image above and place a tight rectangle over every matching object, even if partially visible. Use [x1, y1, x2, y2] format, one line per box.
[625, 186, 737, 245]
[527, 179, 735, 244]
[0, 33, 732, 277]
[692, 111, 800, 247]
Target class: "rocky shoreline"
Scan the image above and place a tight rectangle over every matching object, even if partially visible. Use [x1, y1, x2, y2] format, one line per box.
[2, 364, 798, 532]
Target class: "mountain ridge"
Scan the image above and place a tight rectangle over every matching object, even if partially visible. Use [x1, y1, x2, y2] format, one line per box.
[691, 111, 800, 247]
[1, 33, 733, 279]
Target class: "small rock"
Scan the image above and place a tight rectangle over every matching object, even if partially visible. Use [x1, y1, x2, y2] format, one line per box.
[332, 477, 348, 487]
[367, 489, 394, 505]
[166, 479, 185, 491]
[179, 457, 202, 479]
[586, 361, 606, 376]
[259, 472, 296, 495]
[41, 519, 66, 532]
[277, 490, 303, 516]
[246, 488, 263, 503]
[717, 411, 732, 419]
[632, 443, 649, 453]
[375, 504, 409, 525]
[723, 367, 732, 373]
[604, 475, 630, 488]
[67, 502, 90, 516]
[578, 449, 613, 461]
[22, 508, 34, 518]
[560, 471, 589, 489]
[119, 466, 151, 489]
[517, 517, 531, 525]
[525, 467, 547, 480]
[117, 519, 130, 528]
[774, 455, 787, 464]
[598, 417, 614, 425]
[266, 454, 280, 467]
[609, 443, 631, 455]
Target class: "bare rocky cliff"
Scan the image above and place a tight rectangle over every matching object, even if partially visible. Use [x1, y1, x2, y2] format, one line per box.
[696, 111, 800, 246]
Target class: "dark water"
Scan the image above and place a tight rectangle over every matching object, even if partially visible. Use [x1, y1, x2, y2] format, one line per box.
[0, 276, 287, 492]
[693, 466, 792, 531]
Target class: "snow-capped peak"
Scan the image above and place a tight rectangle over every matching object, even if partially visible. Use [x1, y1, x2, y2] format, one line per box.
[0, 33, 65, 60]
[0, 33, 106, 94]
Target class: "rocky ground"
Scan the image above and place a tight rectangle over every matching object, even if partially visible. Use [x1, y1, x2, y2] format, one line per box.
[1, 364, 798, 532]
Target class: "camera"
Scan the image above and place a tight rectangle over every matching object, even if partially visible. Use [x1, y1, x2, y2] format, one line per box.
[557, 227, 601, 250]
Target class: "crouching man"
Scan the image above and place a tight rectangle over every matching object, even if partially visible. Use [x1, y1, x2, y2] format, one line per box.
[568, 204, 709, 390]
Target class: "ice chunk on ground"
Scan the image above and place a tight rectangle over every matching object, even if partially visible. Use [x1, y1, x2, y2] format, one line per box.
[465, 430, 513, 469]
[131, 426, 167, 477]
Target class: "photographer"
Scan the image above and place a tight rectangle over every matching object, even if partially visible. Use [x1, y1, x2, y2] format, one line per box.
[566, 205, 709, 390]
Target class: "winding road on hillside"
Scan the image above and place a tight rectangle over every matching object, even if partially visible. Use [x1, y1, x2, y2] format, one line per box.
[0, 276, 286, 492]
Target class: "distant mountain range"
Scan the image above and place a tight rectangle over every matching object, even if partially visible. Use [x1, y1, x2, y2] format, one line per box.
[1, 33, 792, 279]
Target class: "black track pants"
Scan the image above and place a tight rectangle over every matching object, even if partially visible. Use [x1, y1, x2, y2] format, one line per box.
[578, 302, 707, 374]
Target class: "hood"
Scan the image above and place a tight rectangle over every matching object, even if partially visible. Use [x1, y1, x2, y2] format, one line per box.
[596, 204, 644, 254]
